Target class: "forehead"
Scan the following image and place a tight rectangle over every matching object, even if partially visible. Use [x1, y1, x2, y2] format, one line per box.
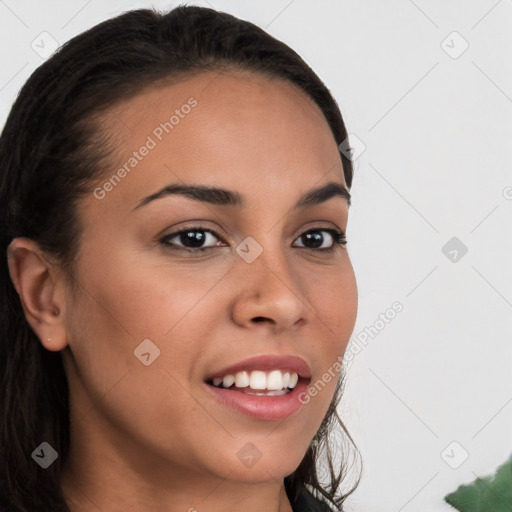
[87, 70, 345, 218]
[113, 69, 329, 127]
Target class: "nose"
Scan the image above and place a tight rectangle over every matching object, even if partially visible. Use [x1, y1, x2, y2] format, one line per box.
[229, 245, 312, 333]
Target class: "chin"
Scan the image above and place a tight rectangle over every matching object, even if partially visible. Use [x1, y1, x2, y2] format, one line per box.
[205, 436, 309, 484]
[222, 460, 302, 485]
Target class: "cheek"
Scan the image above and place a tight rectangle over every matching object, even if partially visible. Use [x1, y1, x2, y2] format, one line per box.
[66, 246, 229, 397]
[63, 254, 221, 463]
[301, 260, 357, 412]
[306, 258, 358, 349]
[74, 242, 220, 339]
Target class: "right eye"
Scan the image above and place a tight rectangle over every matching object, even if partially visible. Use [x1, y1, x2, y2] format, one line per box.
[159, 227, 227, 253]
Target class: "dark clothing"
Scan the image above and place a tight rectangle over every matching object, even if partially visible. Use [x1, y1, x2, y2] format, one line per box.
[291, 485, 341, 512]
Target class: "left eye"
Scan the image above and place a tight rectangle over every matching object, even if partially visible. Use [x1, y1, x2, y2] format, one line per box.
[293, 229, 346, 250]
[160, 227, 347, 253]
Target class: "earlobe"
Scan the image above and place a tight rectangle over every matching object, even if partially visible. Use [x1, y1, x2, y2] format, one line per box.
[6, 237, 68, 352]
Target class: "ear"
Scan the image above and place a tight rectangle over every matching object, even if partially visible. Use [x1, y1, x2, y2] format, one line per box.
[7, 237, 68, 352]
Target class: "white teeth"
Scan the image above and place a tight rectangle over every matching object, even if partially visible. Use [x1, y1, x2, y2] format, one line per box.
[235, 371, 250, 388]
[210, 370, 300, 391]
[249, 370, 267, 390]
[243, 388, 289, 396]
[267, 370, 283, 390]
[223, 374, 235, 388]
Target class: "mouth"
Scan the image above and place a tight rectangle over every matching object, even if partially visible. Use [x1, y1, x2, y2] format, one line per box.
[203, 355, 312, 421]
[206, 369, 303, 396]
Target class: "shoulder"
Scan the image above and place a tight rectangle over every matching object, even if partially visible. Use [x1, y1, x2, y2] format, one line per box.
[292, 484, 343, 512]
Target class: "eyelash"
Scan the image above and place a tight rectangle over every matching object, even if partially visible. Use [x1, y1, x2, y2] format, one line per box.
[159, 226, 347, 254]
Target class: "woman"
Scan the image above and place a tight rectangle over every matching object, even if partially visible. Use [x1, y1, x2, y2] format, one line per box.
[0, 5, 361, 511]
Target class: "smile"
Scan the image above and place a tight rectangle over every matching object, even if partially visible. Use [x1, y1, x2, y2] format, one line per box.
[208, 369, 300, 396]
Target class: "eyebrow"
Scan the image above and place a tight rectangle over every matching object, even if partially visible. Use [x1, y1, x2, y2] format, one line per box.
[132, 180, 351, 212]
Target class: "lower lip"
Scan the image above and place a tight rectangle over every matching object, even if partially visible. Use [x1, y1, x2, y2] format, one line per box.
[203, 378, 309, 421]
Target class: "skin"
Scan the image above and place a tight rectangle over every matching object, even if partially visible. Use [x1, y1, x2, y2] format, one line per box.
[7, 69, 358, 512]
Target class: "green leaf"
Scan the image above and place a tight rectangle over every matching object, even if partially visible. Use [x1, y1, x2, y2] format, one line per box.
[444, 453, 512, 512]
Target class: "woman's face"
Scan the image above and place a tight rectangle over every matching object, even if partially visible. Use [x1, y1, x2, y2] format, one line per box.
[61, 70, 357, 487]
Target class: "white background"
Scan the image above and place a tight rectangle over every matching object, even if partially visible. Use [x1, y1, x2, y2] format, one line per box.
[1, 1, 511, 511]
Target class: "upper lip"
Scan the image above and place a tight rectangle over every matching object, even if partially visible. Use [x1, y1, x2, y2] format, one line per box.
[205, 354, 312, 381]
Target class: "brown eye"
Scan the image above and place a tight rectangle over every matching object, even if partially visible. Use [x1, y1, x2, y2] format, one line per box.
[159, 226, 346, 254]
[293, 229, 347, 252]
[160, 228, 225, 252]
